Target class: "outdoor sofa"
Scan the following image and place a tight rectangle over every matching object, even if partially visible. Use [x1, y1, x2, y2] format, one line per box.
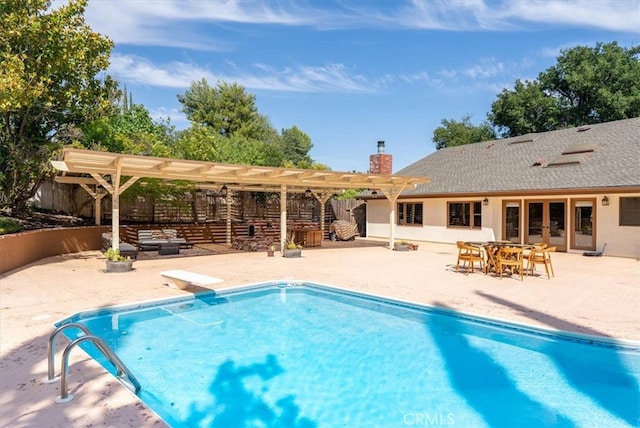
[137, 229, 194, 251]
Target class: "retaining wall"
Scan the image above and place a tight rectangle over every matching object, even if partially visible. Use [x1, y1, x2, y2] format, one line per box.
[0, 226, 108, 274]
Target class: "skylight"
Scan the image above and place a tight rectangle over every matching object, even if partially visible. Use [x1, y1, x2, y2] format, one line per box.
[562, 143, 597, 155]
[508, 133, 538, 145]
[546, 153, 584, 167]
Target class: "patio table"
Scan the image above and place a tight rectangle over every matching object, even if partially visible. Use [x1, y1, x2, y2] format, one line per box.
[465, 241, 533, 275]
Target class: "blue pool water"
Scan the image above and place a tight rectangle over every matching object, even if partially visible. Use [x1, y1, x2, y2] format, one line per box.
[56, 282, 640, 427]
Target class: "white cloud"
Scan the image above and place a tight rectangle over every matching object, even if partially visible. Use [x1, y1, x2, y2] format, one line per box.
[108, 54, 374, 93]
[394, 0, 640, 33]
[61, 0, 638, 50]
[108, 55, 210, 88]
[462, 58, 506, 79]
[506, 0, 640, 33]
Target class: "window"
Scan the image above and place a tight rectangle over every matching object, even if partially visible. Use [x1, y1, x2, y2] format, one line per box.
[397, 202, 423, 225]
[620, 197, 640, 226]
[448, 201, 482, 228]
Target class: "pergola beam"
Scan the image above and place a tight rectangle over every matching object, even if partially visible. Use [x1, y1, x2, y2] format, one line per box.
[51, 148, 430, 251]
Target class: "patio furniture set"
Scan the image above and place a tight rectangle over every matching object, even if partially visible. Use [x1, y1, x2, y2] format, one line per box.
[137, 229, 194, 255]
[456, 241, 555, 280]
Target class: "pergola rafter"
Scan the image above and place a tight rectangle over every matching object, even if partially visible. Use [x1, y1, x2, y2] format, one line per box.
[51, 148, 430, 251]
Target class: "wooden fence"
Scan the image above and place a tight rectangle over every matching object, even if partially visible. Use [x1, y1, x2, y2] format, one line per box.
[33, 182, 366, 234]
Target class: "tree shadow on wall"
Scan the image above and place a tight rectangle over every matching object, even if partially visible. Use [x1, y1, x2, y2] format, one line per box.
[185, 354, 316, 428]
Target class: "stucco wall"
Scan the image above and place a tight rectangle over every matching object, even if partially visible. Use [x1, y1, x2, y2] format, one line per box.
[366, 193, 640, 259]
[0, 226, 108, 274]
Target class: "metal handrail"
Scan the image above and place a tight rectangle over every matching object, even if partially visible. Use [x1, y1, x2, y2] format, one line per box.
[47, 324, 141, 403]
[57, 335, 141, 403]
[46, 323, 91, 382]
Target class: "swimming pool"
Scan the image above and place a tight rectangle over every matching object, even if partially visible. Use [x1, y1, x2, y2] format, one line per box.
[56, 281, 640, 427]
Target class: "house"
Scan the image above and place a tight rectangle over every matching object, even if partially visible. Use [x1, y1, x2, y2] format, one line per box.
[364, 117, 640, 259]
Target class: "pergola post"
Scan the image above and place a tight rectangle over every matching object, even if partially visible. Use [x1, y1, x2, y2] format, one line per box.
[314, 192, 332, 239]
[388, 198, 396, 249]
[381, 186, 407, 249]
[78, 184, 106, 226]
[226, 192, 232, 246]
[90, 170, 139, 253]
[280, 185, 287, 253]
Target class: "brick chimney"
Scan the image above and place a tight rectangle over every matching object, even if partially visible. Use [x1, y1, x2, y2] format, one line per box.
[369, 141, 392, 175]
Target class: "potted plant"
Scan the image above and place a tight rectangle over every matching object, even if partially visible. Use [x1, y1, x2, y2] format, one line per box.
[267, 243, 276, 257]
[394, 241, 410, 251]
[282, 240, 302, 258]
[104, 247, 134, 272]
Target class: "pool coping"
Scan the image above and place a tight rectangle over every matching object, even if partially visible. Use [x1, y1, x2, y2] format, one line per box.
[55, 279, 640, 352]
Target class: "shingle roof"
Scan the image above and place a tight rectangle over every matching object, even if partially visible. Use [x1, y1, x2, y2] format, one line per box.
[396, 117, 640, 197]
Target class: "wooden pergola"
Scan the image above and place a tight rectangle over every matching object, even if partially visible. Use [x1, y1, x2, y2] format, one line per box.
[51, 148, 430, 251]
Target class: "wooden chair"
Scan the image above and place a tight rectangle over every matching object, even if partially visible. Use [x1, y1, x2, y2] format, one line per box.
[523, 242, 547, 261]
[497, 246, 524, 281]
[526, 246, 556, 279]
[483, 244, 499, 274]
[456, 241, 484, 275]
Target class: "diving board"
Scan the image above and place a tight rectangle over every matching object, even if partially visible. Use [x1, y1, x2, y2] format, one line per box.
[160, 270, 223, 290]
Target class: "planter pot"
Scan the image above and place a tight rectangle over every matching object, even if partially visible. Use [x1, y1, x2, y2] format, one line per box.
[394, 243, 410, 251]
[283, 249, 302, 258]
[267, 250, 275, 257]
[105, 260, 134, 273]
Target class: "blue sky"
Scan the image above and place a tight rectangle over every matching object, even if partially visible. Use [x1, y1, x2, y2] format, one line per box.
[58, 0, 639, 173]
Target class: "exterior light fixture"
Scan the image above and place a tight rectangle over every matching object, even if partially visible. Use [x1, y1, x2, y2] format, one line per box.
[220, 184, 228, 197]
[483, 197, 489, 206]
[602, 196, 609, 206]
[305, 189, 312, 198]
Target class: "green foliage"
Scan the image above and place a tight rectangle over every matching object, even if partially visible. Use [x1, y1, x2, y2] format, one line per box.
[176, 80, 297, 167]
[279, 126, 313, 166]
[336, 189, 363, 200]
[540, 42, 640, 126]
[490, 42, 640, 137]
[432, 115, 496, 149]
[0, 0, 116, 212]
[178, 80, 276, 141]
[173, 124, 220, 162]
[176, 79, 327, 170]
[489, 80, 560, 138]
[103, 247, 126, 261]
[81, 102, 175, 156]
[0, 216, 22, 235]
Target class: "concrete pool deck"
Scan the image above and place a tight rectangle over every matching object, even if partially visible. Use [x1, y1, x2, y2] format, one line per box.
[1, 239, 639, 427]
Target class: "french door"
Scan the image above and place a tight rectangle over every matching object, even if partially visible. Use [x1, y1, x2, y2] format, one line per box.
[525, 200, 567, 251]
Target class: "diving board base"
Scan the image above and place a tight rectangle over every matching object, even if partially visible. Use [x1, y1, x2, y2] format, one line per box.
[160, 270, 223, 289]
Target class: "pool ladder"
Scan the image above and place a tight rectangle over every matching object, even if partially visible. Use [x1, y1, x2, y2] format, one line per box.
[46, 323, 141, 403]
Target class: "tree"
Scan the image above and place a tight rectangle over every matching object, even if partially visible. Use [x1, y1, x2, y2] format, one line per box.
[432, 115, 496, 150]
[490, 42, 640, 137]
[541, 42, 640, 125]
[280, 126, 313, 165]
[489, 80, 560, 138]
[177, 80, 277, 142]
[81, 99, 174, 157]
[0, 0, 117, 212]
